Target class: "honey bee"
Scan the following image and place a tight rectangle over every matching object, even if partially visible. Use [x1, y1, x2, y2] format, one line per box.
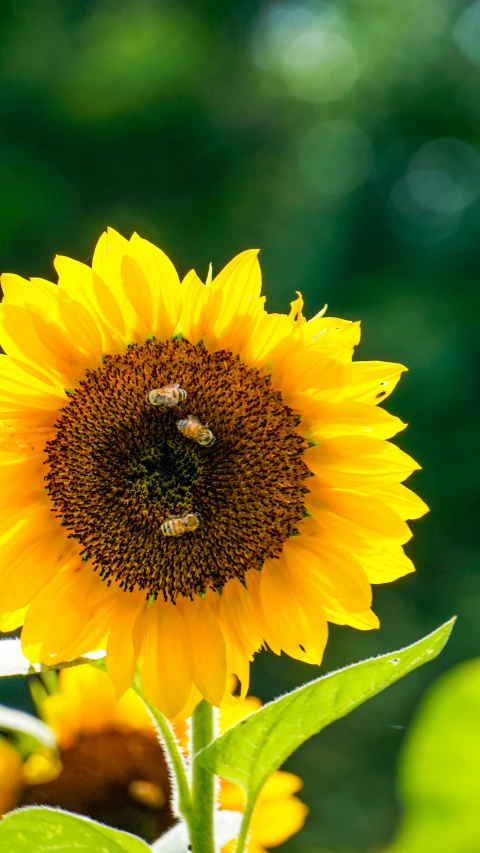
[160, 512, 201, 537]
[176, 415, 216, 447]
[147, 383, 187, 407]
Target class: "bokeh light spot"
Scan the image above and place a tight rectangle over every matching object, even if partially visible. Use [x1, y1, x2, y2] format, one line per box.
[388, 138, 480, 244]
[252, 3, 359, 102]
[453, 1, 480, 65]
[407, 170, 465, 216]
[298, 120, 373, 195]
[410, 138, 480, 206]
[388, 176, 463, 245]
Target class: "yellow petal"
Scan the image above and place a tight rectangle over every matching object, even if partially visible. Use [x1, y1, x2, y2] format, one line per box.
[0, 456, 48, 508]
[180, 596, 227, 707]
[208, 310, 262, 358]
[2, 274, 58, 313]
[0, 356, 66, 410]
[57, 590, 114, 662]
[257, 771, 303, 802]
[288, 292, 305, 324]
[299, 508, 376, 552]
[260, 558, 328, 663]
[346, 360, 407, 404]
[2, 272, 98, 367]
[350, 541, 415, 584]
[0, 526, 77, 613]
[211, 250, 261, 334]
[0, 737, 23, 814]
[179, 270, 224, 345]
[172, 683, 203, 727]
[223, 639, 251, 705]
[219, 578, 263, 658]
[243, 569, 270, 644]
[0, 304, 78, 387]
[57, 294, 103, 362]
[323, 606, 380, 631]
[305, 436, 421, 488]
[135, 599, 193, 718]
[9, 356, 67, 389]
[55, 255, 126, 349]
[92, 228, 142, 342]
[114, 683, 156, 732]
[121, 255, 155, 337]
[91, 271, 127, 340]
[306, 484, 412, 542]
[249, 795, 308, 847]
[307, 400, 406, 440]
[21, 561, 105, 663]
[0, 605, 28, 631]
[106, 591, 146, 698]
[283, 537, 372, 614]
[238, 311, 292, 369]
[278, 350, 348, 398]
[201, 251, 265, 355]
[1, 272, 32, 304]
[374, 482, 429, 520]
[219, 696, 262, 735]
[128, 232, 181, 340]
[219, 778, 246, 811]
[26, 303, 97, 370]
[48, 666, 116, 744]
[298, 315, 360, 351]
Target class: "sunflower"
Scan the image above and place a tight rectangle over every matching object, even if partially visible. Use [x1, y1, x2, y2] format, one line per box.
[0, 667, 307, 849]
[0, 228, 427, 717]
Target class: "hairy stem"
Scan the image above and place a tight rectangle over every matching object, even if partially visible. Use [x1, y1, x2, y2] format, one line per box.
[234, 797, 255, 853]
[190, 700, 216, 853]
[132, 679, 194, 827]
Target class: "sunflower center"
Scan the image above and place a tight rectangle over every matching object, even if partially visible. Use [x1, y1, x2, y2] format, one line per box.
[128, 437, 203, 506]
[20, 729, 176, 844]
[45, 339, 309, 601]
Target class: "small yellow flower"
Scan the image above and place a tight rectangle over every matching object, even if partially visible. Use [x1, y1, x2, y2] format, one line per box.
[0, 229, 427, 717]
[16, 667, 176, 842]
[1, 667, 307, 850]
[0, 737, 23, 815]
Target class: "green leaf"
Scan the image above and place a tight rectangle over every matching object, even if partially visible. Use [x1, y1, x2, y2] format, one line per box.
[0, 638, 105, 678]
[388, 657, 480, 853]
[0, 807, 151, 852]
[198, 618, 455, 803]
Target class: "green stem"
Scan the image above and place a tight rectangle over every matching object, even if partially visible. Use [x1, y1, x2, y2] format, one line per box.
[133, 681, 194, 826]
[190, 700, 216, 853]
[235, 797, 255, 853]
[127, 671, 217, 852]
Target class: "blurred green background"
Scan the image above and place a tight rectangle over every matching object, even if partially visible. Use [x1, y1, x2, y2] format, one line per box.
[0, 0, 479, 850]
